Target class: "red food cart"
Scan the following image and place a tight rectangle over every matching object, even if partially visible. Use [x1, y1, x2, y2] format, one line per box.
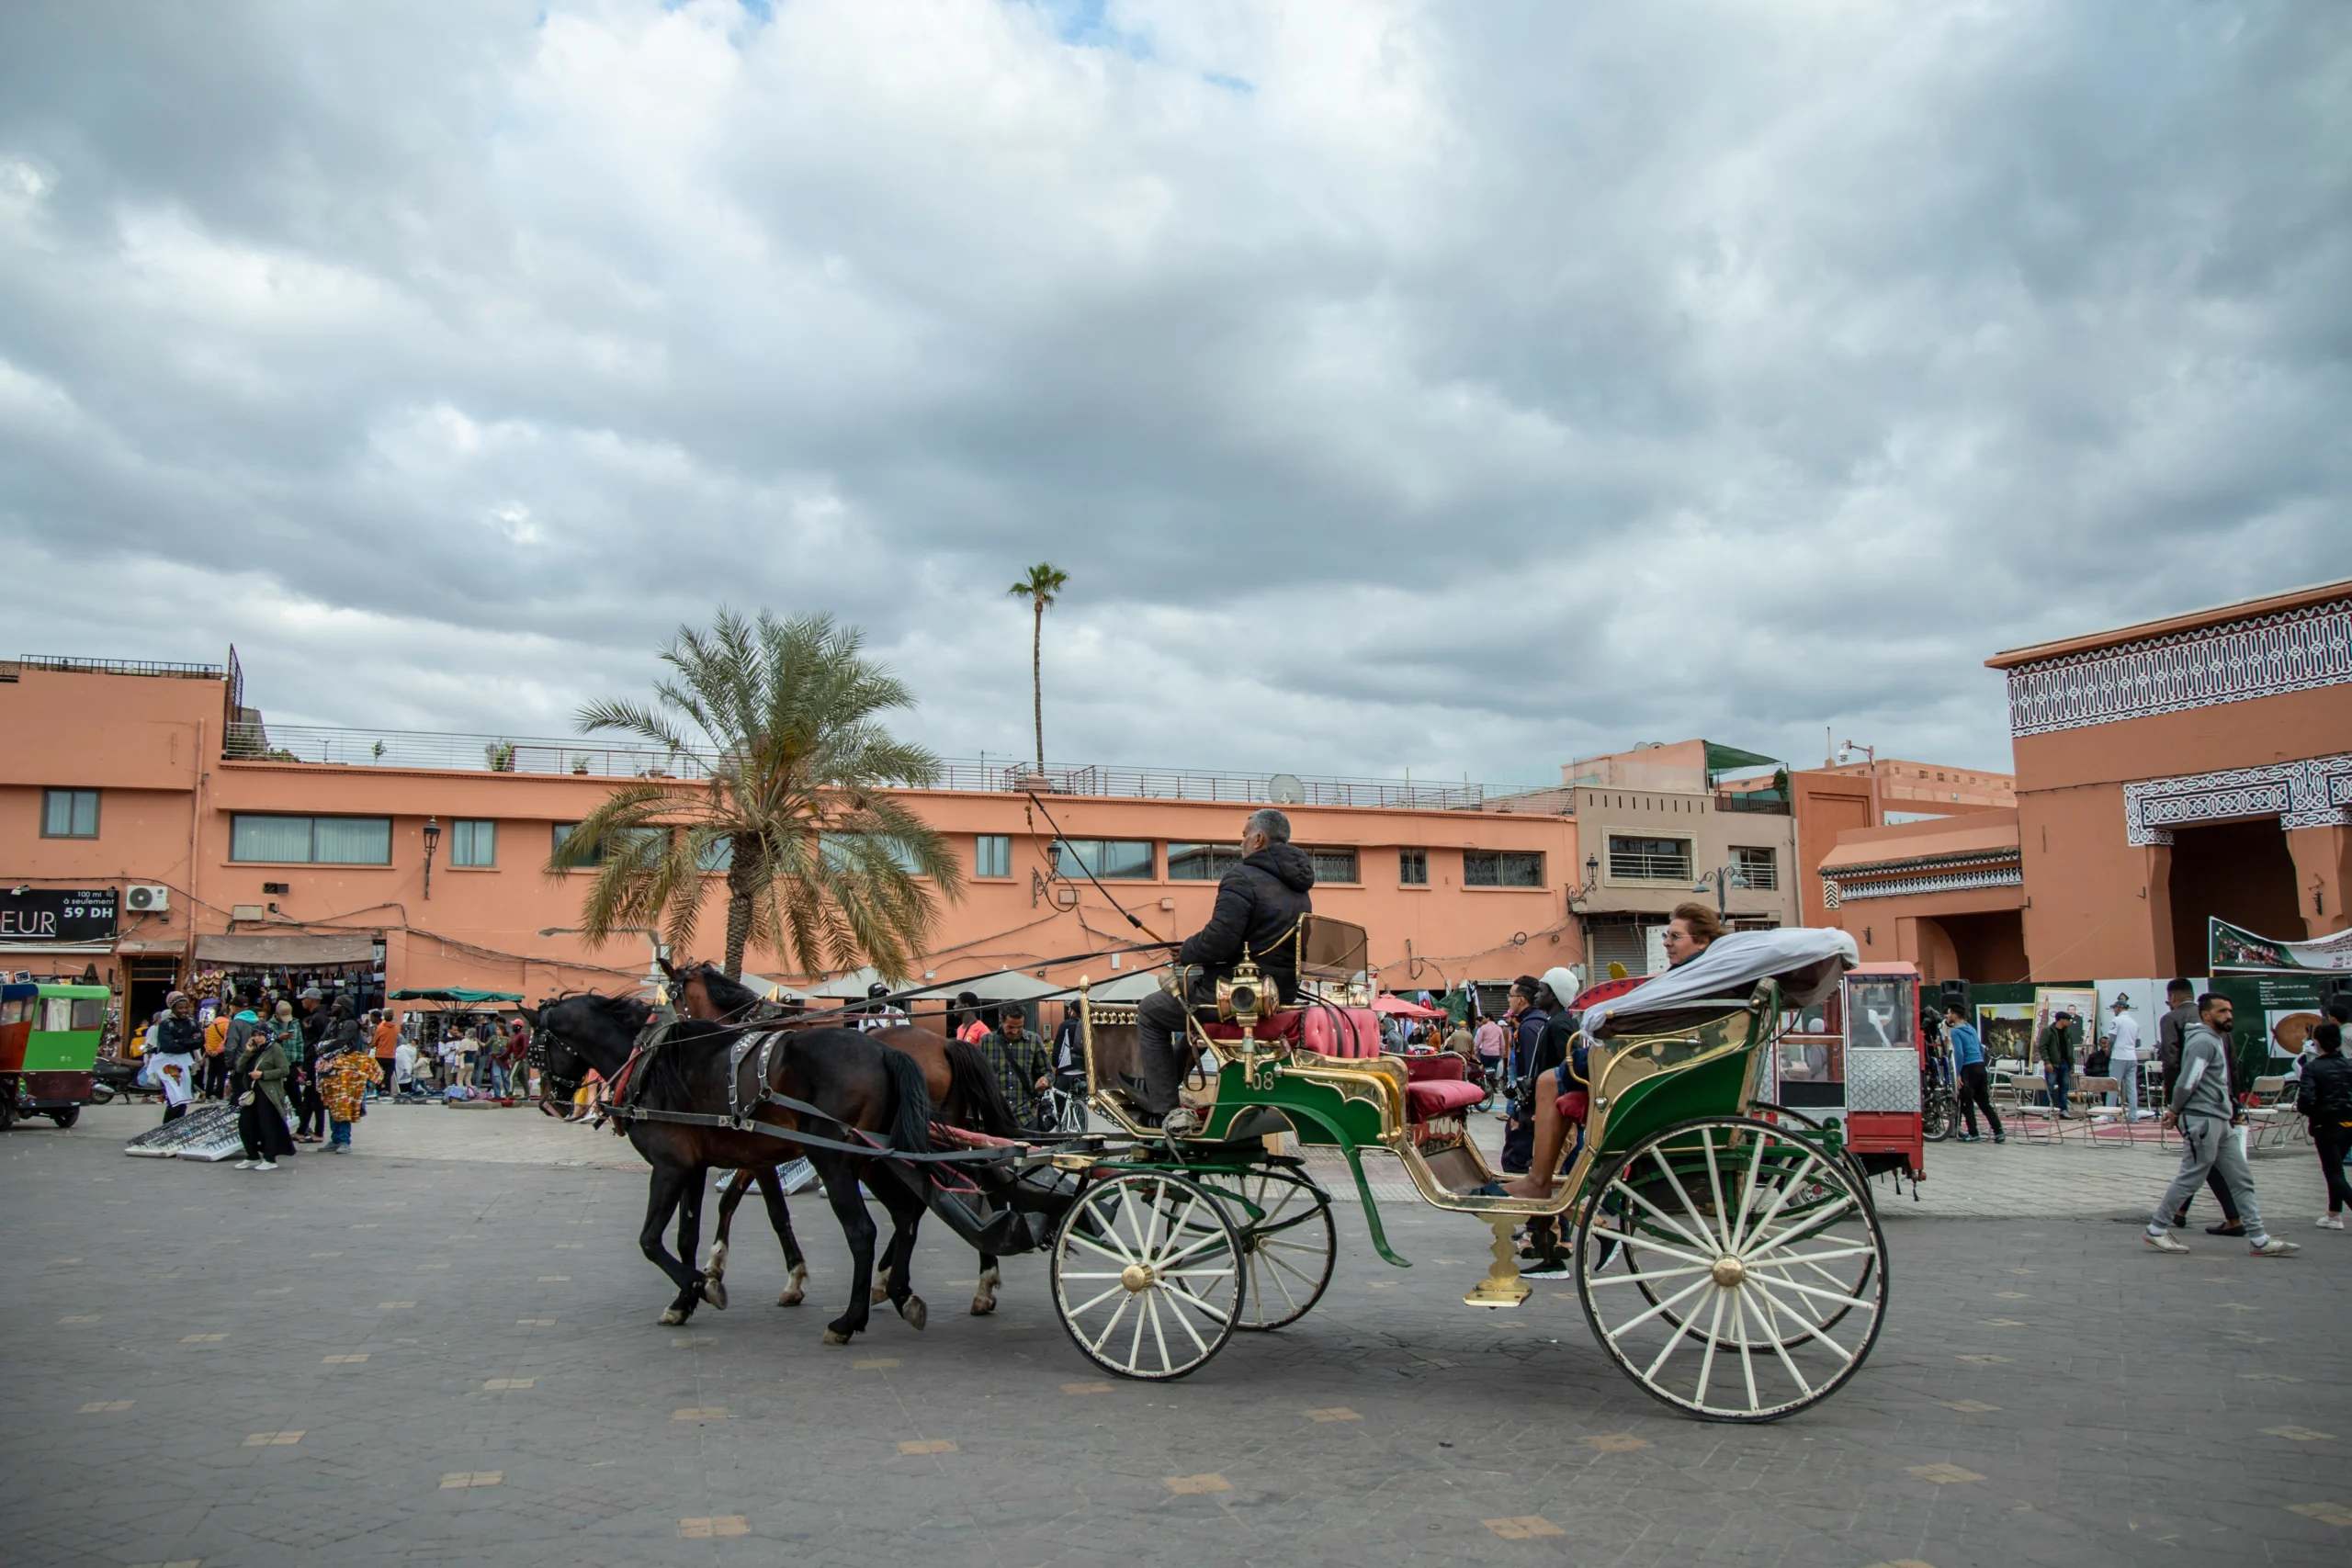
[1772, 962, 1926, 1181]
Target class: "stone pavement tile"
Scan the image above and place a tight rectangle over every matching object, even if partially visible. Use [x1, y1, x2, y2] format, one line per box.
[15, 1105, 2352, 1567]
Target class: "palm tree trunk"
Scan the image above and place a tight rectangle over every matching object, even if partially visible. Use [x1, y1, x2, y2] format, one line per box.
[723, 844, 757, 978]
[1031, 598, 1045, 770]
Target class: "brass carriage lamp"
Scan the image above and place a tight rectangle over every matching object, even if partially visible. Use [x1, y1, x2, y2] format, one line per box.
[421, 817, 442, 900]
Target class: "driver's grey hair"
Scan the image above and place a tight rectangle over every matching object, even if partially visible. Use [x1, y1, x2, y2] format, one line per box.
[1245, 807, 1292, 844]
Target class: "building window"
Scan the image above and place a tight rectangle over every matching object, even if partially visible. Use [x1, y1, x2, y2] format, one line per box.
[698, 836, 733, 873]
[230, 815, 392, 864]
[1464, 850, 1545, 887]
[1307, 847, 1359, 886]
[1730, 845, 1778, 891]
[1607, 834, 1690, 881]
[974, 834, 1012, 879]
[1051, 839, 1156, 881]
[1168, 843, 1238, 882]
[41, 789, 99, 838]
[449, 819, 496, 867]
[1398, 847, 1429, 886]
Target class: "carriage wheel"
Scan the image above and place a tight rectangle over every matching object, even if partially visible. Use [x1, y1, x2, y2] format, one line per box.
[1216, 1170, 1336, 1332]
[1575, 1117, 1887, 1422]
[1051, 1171, 1241, 1380]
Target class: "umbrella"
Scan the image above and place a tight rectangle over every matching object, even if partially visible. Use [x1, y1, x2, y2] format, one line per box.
[802, 966, 892, 999]
[1374, 994, 1444, 1019]
[948, 969, 1062, 1003]
[1078, 969, 1172, 1003]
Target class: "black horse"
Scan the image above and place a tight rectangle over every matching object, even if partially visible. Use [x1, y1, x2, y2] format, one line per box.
[666, 962, 1026, 1315]
[526, 993, 935, 1343]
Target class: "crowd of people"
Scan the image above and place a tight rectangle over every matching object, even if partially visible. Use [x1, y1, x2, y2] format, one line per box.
[126, 987, 537, 1168]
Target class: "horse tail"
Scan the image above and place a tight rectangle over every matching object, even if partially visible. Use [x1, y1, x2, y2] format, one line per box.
[880, 1043, 933, 1156]
[944, 1038, 1020, 1138]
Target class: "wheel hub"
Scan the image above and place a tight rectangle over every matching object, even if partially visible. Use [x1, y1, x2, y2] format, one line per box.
[1120, 1263, 1155, 1292]
[1710, 1255, 1747, 1288]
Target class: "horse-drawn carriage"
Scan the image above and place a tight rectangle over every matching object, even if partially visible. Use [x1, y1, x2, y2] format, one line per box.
[953, 917, 1885, 1420]
[537, 919, 1886, 1423]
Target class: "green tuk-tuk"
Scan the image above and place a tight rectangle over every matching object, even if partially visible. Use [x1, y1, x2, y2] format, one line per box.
[0, 981, 107, 1130]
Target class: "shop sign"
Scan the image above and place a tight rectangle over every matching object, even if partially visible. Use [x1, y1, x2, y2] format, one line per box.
[0, 887, 121, 942]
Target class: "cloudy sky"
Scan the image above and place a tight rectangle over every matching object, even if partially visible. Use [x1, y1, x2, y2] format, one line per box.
[2, 1, 2345, 786]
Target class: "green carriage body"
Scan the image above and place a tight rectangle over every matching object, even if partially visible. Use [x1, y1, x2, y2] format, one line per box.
[1, 981, 107, 1126]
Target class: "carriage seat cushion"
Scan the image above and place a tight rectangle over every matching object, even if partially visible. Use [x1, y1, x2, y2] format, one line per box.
[1399, 1057, 1484, 1120]
[1406, 1077, 1487, 1121]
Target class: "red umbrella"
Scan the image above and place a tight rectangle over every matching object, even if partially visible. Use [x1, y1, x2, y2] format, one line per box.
[1374, 995, 1444, 1019]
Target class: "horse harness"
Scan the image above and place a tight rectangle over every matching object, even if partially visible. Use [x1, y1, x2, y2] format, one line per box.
[600, 1013, 1015, 1172]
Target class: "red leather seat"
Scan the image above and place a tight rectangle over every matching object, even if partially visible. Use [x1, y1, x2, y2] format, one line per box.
[1403, 1053, 1486, 1121]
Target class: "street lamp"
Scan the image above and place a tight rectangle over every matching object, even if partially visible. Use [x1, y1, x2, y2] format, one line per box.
[421, 817, 442, 900]
[1692, 863, 1750, 918]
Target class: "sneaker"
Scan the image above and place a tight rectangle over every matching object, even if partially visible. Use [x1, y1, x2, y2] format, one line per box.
[1159, 1107, 1203, 1139]
[2205, 1221, 2245, 1237]
[233, 1159, 256, 1169]
[2248, 1237, 2301, 1257]
[254, 1160, 278, 1171]
[1519, 1258, 1574, 1280]
[2318, 1214, 2346, 1230]
[1992, 1133, 2007, 1145]
[2143, 1230, 2190, 1254]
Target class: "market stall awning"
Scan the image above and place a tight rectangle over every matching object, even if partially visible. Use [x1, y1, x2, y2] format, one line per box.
[195, 932, 378, 966]
[944, 969, 1064, 1002]
[1704, 741, 1781, 774]
[1077, 969, 1173, 1003]
[388, 987, 524, 1004]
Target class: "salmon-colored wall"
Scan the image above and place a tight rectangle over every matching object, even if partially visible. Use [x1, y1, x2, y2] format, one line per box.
[1, 668, 1584, 1000]
[1791, 772, 1874, 930]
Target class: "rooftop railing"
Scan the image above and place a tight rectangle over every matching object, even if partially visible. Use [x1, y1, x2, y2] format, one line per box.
[220, 723, 1492, 809]
[13, 654, 228, 680]
[1714, 792, 1792, 814]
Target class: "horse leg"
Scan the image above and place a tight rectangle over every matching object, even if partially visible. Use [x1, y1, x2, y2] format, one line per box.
[970, 1252, 1001, 1316]
[638, 1165, 701, 1325]
[674, 1168, 718, 1312]
[815, 1152, 877, 1345]
[752, 1164, 810, 1307]
[702, 1168, 756, 1312]
[875, 1180, 928, 1332]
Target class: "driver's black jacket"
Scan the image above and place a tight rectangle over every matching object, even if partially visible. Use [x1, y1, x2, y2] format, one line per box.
[1176, 843, 1316, 999]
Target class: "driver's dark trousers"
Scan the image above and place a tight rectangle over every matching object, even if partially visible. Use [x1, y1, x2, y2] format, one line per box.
[1135, 988, 1197, 1117]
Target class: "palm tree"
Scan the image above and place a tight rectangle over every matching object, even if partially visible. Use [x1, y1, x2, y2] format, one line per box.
[548, 610, 963, 981]
[1008, 560, 1069, 770]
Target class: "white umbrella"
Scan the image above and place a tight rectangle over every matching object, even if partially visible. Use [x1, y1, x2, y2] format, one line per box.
[1079, 969, 1171, 1003]
[948, 969, 1062, 1003]
[803, 965, 889, 999]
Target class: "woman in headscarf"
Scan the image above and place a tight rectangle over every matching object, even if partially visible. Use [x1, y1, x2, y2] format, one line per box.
[233, 1001, 299, 1169]
[149, 992, 204, 1124]
[315, 1028, 383, 1153]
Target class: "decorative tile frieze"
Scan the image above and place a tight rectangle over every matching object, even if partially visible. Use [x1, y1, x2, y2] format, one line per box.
[1824, 864, 2024, 904]
[2006, 596, 2352, 738]
[2123, 753, 2352, 845]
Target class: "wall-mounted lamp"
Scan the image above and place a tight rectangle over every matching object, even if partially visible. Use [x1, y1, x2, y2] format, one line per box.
[421, 816, 442, 900]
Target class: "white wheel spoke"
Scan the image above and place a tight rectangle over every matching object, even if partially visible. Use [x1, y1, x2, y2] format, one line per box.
[1742, 1243, 1876, 1269]
[1612, 1273, 1714, 1339]
[1749, 1273, 1879, 1314]
[1158, 1289, 1215, 1356]
[1607, 1189, 1723, 1264]
[1693, 1287, 1728, 1407]
[1583, 1263, 1713, 1289]
[1752, 1282, 1817, 1399]
[1744, 1275, 1859, 1366]
[1701, 1131, 1734, 1252]
[1264, 1258, 1302, 1314]
[1728, 1127, 1770, 1251]
[1745, 1196, 1857, 1257]
[1146, 1292, 1173, 1372]
[1650, 1145, 1723, 1254]
[1737, 1148, 1820, 1248]
[1158, 1280, 1235, 1325]
[1636, 1280, 1711, 1379]
[1125, 1280, 1150, 1369]
[1064, 1281, 1129, 1316]
[1730, 1290, 1760, 1412]
[1594, 1224, 1724, 1273]
[1079, 1200, 1139, 1265]
[1086, 1293, 1134, 1356]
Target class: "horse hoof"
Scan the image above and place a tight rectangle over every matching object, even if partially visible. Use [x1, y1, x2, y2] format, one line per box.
[821, 1329, 852, 1346]
[968, 1295, 996, 1316]
[658, 1308, 689, 1326]
[777, 1265, 808, 1307]
[776, 1288, 804, 1307]
[701, 1277, 729, 1311]
[898, 1294, 927, 1331]
[707, 1239, 729, 1272]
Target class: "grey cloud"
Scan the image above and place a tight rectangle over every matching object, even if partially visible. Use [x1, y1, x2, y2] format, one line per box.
[2, 0, 2346, 784]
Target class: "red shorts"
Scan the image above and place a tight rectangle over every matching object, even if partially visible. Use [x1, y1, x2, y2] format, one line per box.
[1555, 1089, 1589, 1123]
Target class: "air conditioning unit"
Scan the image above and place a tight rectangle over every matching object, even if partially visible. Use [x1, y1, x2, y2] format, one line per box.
[126, 884, 171, 913]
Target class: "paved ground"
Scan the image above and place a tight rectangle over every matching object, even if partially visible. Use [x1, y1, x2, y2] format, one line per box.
[6, 1102, 2349, 1568]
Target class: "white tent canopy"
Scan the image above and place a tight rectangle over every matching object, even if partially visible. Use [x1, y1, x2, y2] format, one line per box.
[1077, 968, 1173, 1003]
[801, 966, 1066, 1003]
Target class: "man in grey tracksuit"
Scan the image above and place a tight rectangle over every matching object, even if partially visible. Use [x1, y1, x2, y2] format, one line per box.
[2144, 993, 2299, 1257]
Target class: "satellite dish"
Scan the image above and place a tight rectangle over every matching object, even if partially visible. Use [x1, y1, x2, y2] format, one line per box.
[1268, 773, 1306, 806]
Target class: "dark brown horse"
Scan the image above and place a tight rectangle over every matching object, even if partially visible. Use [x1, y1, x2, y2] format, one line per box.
[525, 992, 935, 1343]
[668, 962, 1023, 1314]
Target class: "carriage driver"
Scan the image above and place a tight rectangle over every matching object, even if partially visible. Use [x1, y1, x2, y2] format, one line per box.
[1135, 807, 1316, 1136]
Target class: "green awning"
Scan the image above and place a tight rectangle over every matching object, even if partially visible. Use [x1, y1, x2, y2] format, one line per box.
[1704, 741, 1781, 773]
[388, 987, 525, 1004]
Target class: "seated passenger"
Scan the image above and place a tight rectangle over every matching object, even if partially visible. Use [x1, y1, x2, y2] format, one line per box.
[1502, 902, 1723, 1201]
[1135, 808, 1315, 1136]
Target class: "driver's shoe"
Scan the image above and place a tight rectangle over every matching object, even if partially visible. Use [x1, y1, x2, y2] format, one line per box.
[1160, 1107, 1204, 1139]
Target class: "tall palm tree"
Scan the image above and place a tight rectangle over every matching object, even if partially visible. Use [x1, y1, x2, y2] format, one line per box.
[548, 610, 963, 981]
[1008, 560, 1069, 770]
